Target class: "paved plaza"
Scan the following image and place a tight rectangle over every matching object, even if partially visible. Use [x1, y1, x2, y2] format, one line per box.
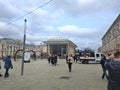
[0, 59, 107, 90]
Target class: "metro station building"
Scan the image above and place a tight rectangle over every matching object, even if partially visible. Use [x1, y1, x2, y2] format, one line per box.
[44, 38, 77, 58]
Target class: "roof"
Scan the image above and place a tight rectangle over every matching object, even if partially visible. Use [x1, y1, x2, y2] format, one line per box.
[44, 38, 77, 47]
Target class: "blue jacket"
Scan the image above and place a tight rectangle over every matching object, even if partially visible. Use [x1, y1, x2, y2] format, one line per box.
[105, 60, 120, 90]
[4, 56, 13, 69]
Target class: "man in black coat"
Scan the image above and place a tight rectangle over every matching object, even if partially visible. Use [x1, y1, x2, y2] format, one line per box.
[105, 51, 120, 90]
[100, 56, 108, 79]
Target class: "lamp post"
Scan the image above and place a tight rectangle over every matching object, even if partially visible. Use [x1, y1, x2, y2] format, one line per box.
[21, 19, 27, 75]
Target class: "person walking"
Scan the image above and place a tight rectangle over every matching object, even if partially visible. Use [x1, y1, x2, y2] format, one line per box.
[0, 57, 3, 77]
[105, 51, 120, 90]
[51, 55, 55, 65]
[3, 56, 13, 78]
[100, 55, 108, 79]
[67, 54, 73, 72]
[83, 54, 89, 64]
[73, 55, 77, 63]
[65, 55, 68, 63]
[47, 54, 51, 64]
[54, 54, 57, 66]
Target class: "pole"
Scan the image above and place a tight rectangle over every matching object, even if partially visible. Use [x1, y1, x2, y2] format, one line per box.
[21, 19, 27, 75]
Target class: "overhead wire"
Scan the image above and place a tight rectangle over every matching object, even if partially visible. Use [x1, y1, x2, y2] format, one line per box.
[2, 0, 54, 25]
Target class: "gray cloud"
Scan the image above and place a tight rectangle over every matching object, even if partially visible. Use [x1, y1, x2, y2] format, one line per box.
[0, 0, 19, 21]
[0, 0, 119, 50]
[57, 25, 100, 39]
[0, 24, 21, 39]
[51, 0, 120, 16]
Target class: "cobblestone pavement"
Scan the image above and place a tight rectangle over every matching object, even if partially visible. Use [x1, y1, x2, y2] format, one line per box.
[0, 59, 107, 90]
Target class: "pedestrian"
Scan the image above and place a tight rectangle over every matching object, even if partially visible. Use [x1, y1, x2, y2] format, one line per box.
[105, 51, 120, 90]
[47, 54, 51, 64]
[0, 56, 3, 77]
[83, 54, 89, 64]
[65, 55, 68, 63]
[33, 53, 36, 61]
[67, 54, 73, 72]
[54, 54, 57, 66]
[51, 55, 55, 65]
[100, 55, 108, 79]
[40, 53, 43, 60]
[73, 55, 77, 63]
[3, 56, 13, 78]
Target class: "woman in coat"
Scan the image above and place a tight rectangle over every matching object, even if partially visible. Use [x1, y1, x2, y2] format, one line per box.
[67, 54, 73, 72]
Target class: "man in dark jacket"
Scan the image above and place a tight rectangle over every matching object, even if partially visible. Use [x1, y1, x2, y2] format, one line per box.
[4, 56, 13, 78]
[54, 54, 57, 66]
[100, 55, 108, 79]
[0, 57, 3, 77]
[105, 51, 120, 90]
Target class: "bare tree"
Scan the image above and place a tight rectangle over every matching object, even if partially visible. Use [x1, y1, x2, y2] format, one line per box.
[84, 48, 94, 53]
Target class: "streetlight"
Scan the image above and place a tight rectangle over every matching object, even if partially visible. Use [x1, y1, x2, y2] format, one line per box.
[21, 19, 27, 75]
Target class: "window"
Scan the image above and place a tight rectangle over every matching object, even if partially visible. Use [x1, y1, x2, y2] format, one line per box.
[96, 54, 99, 57]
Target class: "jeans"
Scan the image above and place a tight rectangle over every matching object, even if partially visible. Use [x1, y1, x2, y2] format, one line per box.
[4, 68, 9, 77]
[68, 62, 72, 72]
[102, 68, 108, 79]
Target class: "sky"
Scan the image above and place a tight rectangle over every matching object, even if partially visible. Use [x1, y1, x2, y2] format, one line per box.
[0, 0, 120, 51]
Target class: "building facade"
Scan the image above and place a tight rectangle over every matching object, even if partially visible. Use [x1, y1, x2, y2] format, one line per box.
[0, 38, 44, 58]
[101, 14, 120, 54]
[44, 38, 77, 58]
[0, 38, 77, 59]
[0, 38, 23, 57]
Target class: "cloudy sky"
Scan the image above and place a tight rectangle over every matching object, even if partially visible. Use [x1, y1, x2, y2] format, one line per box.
[0, 0, 120, 50]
